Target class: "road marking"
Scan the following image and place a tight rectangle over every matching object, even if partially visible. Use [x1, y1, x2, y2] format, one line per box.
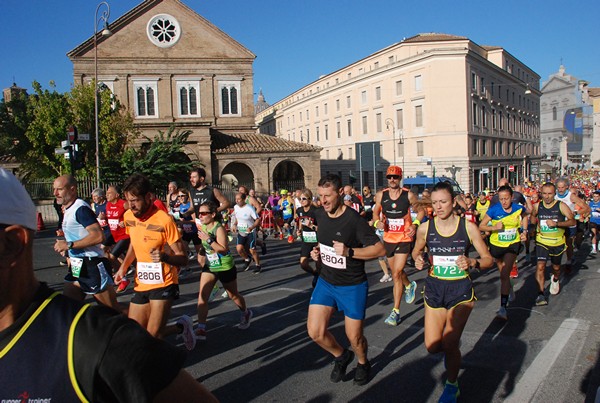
[172, 287, 306, 309]
[505, 318, 589, 402]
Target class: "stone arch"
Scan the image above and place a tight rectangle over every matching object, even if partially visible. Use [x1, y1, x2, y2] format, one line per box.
[273, 160, 305, 192]
[221, 161, 255, 189]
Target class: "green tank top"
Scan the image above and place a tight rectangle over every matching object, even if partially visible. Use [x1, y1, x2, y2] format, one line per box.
[201, 222, 234, 272]
[536, 200, 566, 247]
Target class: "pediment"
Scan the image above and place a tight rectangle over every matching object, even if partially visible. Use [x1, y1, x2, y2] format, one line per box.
[541, 76, 573, 93]
[68, 0, 255, 61]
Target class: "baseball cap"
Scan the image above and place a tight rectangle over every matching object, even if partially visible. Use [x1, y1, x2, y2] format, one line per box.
[386, 166, 402, 176]
[280, 189, 288, 195]
[0, 168, 37, 231]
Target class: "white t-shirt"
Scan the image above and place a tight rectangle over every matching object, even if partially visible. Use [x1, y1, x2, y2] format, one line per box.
[234, 203, 258, 235]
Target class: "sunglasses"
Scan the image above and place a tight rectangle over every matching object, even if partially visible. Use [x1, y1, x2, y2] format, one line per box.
[386, 175, 400, 180]
[300, 197, 309, 201]
[198, 211, 212, 216]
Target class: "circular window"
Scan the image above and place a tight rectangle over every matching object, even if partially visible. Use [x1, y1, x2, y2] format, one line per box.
[147, 14, 181, 48]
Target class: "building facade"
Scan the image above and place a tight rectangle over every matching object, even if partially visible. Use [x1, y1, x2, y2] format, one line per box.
[256, 33, 541, 193]
[68, 0, 320, 193]
[540, 65, 595, 175]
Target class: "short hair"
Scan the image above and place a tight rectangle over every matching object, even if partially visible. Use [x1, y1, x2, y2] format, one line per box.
[200, 201, 218, 213]
[107, 185, 122, 195]
[542, 182, 556, 191]
[168, 181, 177, 187]
[92, 187, 105, 197]
[432, 181, 455, 199]
[123, 173, 152, 197]
[497, 185, 514, 196]
[556, 177, 569, 187]
[191, 167, 206, 178]
[318, 174, 342, 191]
[301, 188, 313, 199]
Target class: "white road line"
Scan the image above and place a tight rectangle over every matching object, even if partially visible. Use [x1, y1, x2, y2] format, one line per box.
[172, 287, 306, 308]
[505, 318, 590, 402]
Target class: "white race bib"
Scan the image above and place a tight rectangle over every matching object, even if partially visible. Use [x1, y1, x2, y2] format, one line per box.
[498, 228, 517, 242]
[108, 219, 119, 231]
[540, 220, 558, 233]
[70, 257, 83, 278]
[238, 223, 249, 235]
[136, 262, 164, 284]
[207, 253, 220, 267]
[319, 243, 346, 269]
[387, 218, 405, 233]
[302, 231, 317, 243]
[432, 255, 466, 279]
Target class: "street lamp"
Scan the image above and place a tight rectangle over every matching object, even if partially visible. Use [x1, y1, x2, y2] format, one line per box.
[385, 118, 396, 165]
[94, 1, 111, 188]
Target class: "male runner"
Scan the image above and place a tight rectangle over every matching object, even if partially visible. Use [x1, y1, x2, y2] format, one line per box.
[555, 178, 590, 271]
[373, 166, 424, 326]
[531, 182, 575, 305]
[0, 168, 217, 402]
[232, 192, 262, 274]
[308, 174, 385, 385]
[589, 190, 600, 254]
[114, 174, 196, 350]
[52, 175, 120, 311]
[105, 185, 131, 292]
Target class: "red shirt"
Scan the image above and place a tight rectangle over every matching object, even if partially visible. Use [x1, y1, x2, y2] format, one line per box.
[106, 199, 129, 242]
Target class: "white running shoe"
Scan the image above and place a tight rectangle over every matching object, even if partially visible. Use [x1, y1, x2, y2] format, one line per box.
[549, 276, 560, 295]
[496, 306, 508, 320]
[379, 273, 392, 283]
[176, 315, 196, 351]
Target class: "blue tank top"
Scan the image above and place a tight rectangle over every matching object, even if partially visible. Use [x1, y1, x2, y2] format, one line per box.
[590, 200, 600, 224]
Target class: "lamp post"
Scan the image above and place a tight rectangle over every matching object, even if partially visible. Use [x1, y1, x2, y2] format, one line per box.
[385, 118, 396, 165]
[94, 1, 111, 188]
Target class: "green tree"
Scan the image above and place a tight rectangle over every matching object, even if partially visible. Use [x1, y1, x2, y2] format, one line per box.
[0, 90, 31, 161]
[116, 126, 195, 190]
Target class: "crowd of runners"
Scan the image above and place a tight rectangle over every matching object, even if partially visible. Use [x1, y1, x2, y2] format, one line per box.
[4, 164, 600, 402]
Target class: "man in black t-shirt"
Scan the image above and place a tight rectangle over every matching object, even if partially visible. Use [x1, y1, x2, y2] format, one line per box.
[0, 168, 217, 402]
[308, 174, 385, 386]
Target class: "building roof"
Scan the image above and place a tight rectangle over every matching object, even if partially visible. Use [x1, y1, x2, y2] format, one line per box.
[211, 131, 321, 154]
[588, 87, 600, 97]
[402, 33, 468, 43]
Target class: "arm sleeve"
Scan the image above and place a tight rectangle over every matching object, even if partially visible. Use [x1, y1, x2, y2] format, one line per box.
[75, 206, 99, 228]
[74, 306, 187, 402]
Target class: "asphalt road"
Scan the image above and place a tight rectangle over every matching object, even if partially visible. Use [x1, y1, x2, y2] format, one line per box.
[32, 229, 600, 402]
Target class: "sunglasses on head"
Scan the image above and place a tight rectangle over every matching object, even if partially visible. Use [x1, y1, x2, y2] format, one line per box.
[198, 211, 211, 216]
[386, 175, 400, 179]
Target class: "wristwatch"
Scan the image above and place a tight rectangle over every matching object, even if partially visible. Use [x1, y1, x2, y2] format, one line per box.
[471, 259, 480, 271]
[347, 248, 354, 258]
[67, 241, 75, 250]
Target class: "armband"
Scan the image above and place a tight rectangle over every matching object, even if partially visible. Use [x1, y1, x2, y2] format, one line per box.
[207, 237, 215, 245]
[373, 220, 380, 228]
[412, 219, 421, 226]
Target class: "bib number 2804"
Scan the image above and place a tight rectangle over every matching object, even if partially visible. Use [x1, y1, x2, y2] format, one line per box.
[319, 243, 346, 269]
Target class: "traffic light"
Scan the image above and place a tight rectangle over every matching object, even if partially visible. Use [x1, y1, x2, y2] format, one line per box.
[72, 144, 85, 170]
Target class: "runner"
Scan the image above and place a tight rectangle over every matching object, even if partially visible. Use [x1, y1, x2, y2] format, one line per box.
[296, 188, 320, 287]
[412, 181, 493, 403]
[589, 190, 600, 255]
[525, 190, 540, 263]
[239, 185, 267, 254]
[307, 174, 385, 386]
[52, 175, 121, 311]
[372, 165, 424, 326]
[189, 167, 231, 268]
[232, 192, 262, 274]
[479, 185, 528, 320]
[90, 187, 114, 254]
[195, 201, 253, 341]
[531, 182, 575, 305]
[0, 169, 218, 402]
[105, 185, 132, 293]
[278, 189, 295, 242]
[362, 185, 375, 222]
[555, 178, 590, 271]
[113, 173, 196, 350]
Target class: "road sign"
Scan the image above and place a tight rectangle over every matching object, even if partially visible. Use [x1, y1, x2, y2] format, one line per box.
[481, 168, 489, 174]
[509, 165, 515, 172]
[68, 125, 78, 142]
[61, 140, 70, 148]
[55, 148, 68, 154]
[78, 133, 90, 141]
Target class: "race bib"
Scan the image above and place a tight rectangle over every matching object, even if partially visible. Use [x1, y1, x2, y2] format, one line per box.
[136, 262, 164, 284]
[592, 212, 600, 218]
[207, 253, 220, 268]
[319, 243, 346, 269]
[539, 220, 558, 233]
[302, 231, 317, 243]
[238, 223, 249, 234]
[387, 218, 405, 233]
[70, 257, 83, 278]
[498, 228, 517, 242]
[365, 205, 372, 211]
[432, 255, 466, 279]
[465, 212, 475, 223]
[182, 223, 195, 233]
[97, 218, 107, 227]
[172, 212, 180, 221]
[195, 218, 202, 229]
[108, 219, 119, 231]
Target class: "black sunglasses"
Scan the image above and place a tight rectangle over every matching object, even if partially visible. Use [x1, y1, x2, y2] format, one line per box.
[386, 175, 400, 179]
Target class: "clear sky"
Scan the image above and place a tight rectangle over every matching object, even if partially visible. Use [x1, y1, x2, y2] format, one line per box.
[1, 0, 598, 104]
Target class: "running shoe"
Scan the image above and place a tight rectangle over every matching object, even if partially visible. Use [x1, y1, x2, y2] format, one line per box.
[384, 310, 401, 326]
[330, 349, 354, 383]
[353, 361, 371, 386]
[221, 290, 229, 299]
[208, 284, 220, 302]
[116, 278, 130, 293]
[438, 381, 460, 403]
[176, 315, 196, 351]
[187, 251, 196, 260]
[195, 327, 207, 341]
[379, 273, 392, 283]
[405, 280, 417, 304]
[126, 265, 135, 276]
[279, 233, 284, 240]
[287, 235, 295, 243]
[238, 309, 254, 330]
[550, 276, 560, 295]
[59, 260, 68, 266]
[253, 265, 262, 274]
[510, 264, 519, 278]
[535, 294, 548, 306]
[592, 249, 598, 255]
[243, 259, 253, 271]
[496, 306, 508, 320]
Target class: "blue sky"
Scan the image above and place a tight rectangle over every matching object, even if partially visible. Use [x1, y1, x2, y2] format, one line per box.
[1, 0, 598, 104]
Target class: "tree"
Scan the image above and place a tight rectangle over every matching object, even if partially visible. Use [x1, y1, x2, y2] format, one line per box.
[116, 126, 196, 190]
[0, 90, 31, 162]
